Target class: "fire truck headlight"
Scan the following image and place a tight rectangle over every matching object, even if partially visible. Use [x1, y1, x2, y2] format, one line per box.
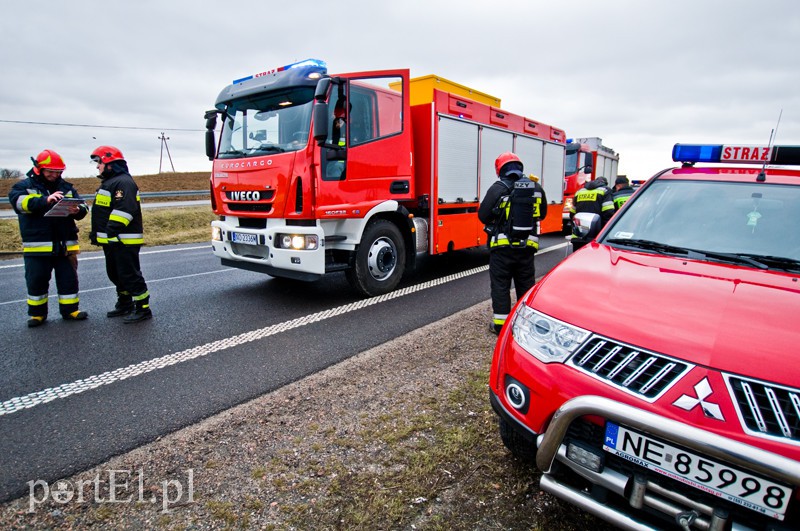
[511, 306, 590, 363]
[212, 226, 222, 242]
[277, 233, 319, 250]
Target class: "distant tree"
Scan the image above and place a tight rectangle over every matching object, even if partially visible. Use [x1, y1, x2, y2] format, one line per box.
[0, 168, 23, 179]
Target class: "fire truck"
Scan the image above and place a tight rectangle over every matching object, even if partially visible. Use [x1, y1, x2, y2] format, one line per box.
[562, 137, 620, 231]
[204, 59, 567, 296]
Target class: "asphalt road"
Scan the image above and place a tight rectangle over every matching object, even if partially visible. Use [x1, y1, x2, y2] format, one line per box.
[0, 235, 569, 502]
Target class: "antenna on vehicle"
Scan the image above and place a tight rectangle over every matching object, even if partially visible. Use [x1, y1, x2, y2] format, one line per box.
[158, 132, 176, 174]
[757, 109, 782, 182]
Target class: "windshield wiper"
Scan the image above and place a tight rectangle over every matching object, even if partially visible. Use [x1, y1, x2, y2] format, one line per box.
[253, 145, 285, 153]
[683, 249, 769, 269]
[606, 238, 690, 256]
[218, 149, 247, 157]
[724, 253, 800, 272]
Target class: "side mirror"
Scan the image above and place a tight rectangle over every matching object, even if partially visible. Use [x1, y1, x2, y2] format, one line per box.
[204, 110, 218, 160]
[572, 212, 602, 240]
[313, 102, 329, 144]
[583, 162, 593, 174]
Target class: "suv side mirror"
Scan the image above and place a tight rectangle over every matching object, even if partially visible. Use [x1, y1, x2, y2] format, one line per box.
[572, 212, 602, 240]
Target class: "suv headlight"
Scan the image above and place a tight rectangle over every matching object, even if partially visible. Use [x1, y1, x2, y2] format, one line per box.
[512, 305, 590, 363]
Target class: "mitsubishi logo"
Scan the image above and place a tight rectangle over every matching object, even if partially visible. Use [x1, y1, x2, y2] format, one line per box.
[672, 377, 725, 421]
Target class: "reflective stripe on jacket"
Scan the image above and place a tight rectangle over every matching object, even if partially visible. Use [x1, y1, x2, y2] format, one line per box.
[90, 170, 144, 246]
[8, 171, 87, 255]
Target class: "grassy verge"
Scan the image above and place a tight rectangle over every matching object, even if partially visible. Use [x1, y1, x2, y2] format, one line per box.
[0, 206, 216, 256]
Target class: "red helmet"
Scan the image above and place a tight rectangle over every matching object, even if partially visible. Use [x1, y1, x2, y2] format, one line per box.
[91, 145, 125, 164]
[494, 152, 522, 176]
[32, 149, 66, 175]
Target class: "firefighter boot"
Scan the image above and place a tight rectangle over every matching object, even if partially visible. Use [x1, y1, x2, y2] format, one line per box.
[27, 316, 47, 328]
[107, 295, 134, 318]
[63, 310, 88, 321]
[123, 298, 152, 324]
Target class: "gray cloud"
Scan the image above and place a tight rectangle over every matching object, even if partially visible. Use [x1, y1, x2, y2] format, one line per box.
[1, 0, 798, 179]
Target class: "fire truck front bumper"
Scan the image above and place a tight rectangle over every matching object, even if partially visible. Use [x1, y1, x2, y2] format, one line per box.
[211, 218, 326, 281]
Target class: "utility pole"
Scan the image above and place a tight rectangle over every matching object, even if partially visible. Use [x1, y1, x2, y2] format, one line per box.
[158, 132, 176, 173]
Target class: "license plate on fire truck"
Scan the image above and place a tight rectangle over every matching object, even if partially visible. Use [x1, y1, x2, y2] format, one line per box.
[231, 232, 258, 246]
[603, 422, 792, 520]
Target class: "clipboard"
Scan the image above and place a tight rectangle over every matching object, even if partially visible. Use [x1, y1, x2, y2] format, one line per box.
[44, 198, 86, 217]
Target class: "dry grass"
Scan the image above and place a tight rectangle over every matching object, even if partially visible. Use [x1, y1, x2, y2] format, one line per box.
[1, 172, 213, 255]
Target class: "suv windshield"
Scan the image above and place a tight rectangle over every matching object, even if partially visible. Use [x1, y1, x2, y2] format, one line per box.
[218, 87, 314, 158]
[602, 179, 800, 265]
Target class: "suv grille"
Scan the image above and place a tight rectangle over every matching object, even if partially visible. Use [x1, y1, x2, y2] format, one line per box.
[568, 336, 692, 401]
[727, 376, 800, 444]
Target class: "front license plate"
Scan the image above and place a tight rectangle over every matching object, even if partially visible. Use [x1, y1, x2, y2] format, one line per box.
[231, 232, 258, 246]
[603, 422, 792, 520]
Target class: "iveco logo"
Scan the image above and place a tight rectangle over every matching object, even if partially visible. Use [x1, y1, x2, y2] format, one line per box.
[228, 191, 261, 201]
[672, 377, 725, 421]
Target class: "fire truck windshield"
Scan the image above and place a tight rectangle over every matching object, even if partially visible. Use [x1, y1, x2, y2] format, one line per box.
[218, 87, 314, 158]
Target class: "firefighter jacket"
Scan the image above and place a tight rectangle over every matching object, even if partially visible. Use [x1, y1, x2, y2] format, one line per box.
[478, 176, 547, 250]
[8, 169, 88, 255]
[570, 179, 615, 224]
[613, 185, 635, 209]
[90, 163, 144, 246]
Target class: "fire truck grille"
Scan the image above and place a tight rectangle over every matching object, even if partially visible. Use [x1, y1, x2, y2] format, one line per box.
[726, 376, 800, 443]
[227, 203, 273, 213]
[568, 336, 692, 401]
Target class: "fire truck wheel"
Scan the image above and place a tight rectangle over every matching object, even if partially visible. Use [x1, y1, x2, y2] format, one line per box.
[347, 219, 406, 297]
[498, 417, 538, 464]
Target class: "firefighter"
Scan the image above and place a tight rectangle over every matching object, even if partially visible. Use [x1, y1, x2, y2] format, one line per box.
[570, 176, 615, 226]
[90, 146, 153, 323]
[8, 150, 89, 327]
[479, 152, 547, 334]
[612, 175, 635, 209]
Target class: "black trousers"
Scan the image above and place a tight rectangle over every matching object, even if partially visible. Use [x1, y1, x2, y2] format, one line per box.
[24, 254, 80, 317]
[103, 245, 148, 299]
[489, 246, 536, 325]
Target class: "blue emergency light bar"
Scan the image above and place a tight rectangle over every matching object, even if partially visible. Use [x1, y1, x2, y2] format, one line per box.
[673, 143, 800, 165]
[233, 58, 327, 85]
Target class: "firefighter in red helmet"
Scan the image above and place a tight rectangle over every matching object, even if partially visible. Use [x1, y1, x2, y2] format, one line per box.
[90, 146, 153, 323]
[8, 150, 89, 327]
[478, 152, 547, 334]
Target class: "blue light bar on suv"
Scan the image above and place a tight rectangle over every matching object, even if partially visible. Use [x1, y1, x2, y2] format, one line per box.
[673, 144, 800, 165]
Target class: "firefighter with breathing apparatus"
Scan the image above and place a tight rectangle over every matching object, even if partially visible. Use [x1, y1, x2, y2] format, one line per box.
[478, 152, 547, 334]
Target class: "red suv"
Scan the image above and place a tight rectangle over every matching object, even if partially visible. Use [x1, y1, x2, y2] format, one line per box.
[489, 143, 800, 530]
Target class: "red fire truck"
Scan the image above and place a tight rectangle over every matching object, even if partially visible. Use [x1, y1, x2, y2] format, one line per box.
[562, 137, 620, 231]
[204, 59, 567, 296]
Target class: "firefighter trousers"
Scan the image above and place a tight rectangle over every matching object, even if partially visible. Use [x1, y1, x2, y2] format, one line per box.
[489, 246, 536, 330]
[103, 244, 149, 301]
[24, 253, 80, 318]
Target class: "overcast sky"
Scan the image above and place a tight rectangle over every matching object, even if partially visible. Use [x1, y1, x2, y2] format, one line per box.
[2, 0, 798, 181]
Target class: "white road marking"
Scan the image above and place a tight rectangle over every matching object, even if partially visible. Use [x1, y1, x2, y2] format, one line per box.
[0, 245, 208, 269]
[0, 242, 568, 417]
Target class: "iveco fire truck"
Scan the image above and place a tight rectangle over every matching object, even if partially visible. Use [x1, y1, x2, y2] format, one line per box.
[562, 137, 620, 232]
[204, 59, 567, 296]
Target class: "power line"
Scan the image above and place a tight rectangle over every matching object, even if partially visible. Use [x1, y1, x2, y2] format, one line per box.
[0, 119, 202, 132]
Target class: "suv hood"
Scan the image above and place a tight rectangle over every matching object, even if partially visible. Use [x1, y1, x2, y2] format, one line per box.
[532, 243, 800, 385]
